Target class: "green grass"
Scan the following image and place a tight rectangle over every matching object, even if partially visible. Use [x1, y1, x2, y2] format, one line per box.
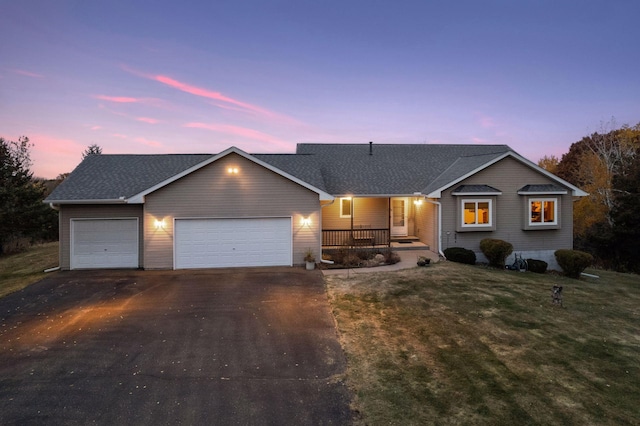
[326, 262, 640, 425]
[0, 242, 59, 298]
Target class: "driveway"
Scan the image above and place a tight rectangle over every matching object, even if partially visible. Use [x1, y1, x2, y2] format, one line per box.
[0, 268, 353, 425]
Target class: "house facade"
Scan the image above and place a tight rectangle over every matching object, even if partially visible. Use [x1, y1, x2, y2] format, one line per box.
[45, 143, 586, 270]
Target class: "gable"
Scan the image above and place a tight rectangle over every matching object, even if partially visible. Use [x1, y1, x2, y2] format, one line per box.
[425, 151, 587, 198]
[128, 147, 333, 203]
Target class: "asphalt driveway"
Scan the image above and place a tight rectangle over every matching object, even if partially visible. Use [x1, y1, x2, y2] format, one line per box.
[0, 268, 353, 425]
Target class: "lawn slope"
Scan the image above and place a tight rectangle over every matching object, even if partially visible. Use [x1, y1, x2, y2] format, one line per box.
[326, 262, 640, 425]
[0, 242, 59, 298]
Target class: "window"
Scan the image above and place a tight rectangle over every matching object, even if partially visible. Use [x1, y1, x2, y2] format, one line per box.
[461, 199, 492, 227]
[529, 198, 557, 225]
[340, 197, 352, 218]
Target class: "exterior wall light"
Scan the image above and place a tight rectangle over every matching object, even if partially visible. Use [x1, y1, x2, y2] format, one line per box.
[154, 219, 166, 229]
[414, 199, 423, 206]
[301, 217, 312, 227]
[227, 167, 239, 174]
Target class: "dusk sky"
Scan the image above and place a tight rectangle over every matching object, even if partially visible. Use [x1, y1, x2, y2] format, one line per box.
[2, 0, 639, 179]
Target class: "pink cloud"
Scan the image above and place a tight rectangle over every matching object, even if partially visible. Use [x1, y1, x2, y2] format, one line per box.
[28, 134, 87, 178]
[93, 94, 166, 108]
[121, 65, 300, 125]
[112, 133, 128, 138]
[184, 122, 291, 150]
[475, 113, 496, 129]
[134, 137, 163, 148]
[12, 69, 44, 78]
[94, 94, 143, 103]
[471, 137, 488, 143]
[136, 117, 159, 124]
[90, 125, 102, 130]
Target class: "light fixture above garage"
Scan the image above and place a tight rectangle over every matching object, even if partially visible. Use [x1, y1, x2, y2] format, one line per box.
[154, 219, 166, 229]
[301, 217, 312, 227]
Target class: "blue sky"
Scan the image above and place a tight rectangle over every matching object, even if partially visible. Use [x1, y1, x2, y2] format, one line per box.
[1, 0, 639, 178]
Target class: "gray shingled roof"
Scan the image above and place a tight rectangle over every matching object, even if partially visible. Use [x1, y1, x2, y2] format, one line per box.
[452, 185, 502, 194]
[253, 154, 327, 192]
[518, 184, 568, 193]
[45, 154, 213, 202]
[295, 144, 511, 195]
[46, 144, 516, 202]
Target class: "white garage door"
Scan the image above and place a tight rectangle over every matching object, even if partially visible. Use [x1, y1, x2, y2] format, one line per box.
[175, 218, 292, 269]
[71, 219, 139, 269]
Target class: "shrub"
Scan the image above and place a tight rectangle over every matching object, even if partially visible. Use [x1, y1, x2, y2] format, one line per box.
[555, 249, 594, 278]
[526, 259, 548, 274]
[480, 238, 513, 268]
[444, 247, 476, 265]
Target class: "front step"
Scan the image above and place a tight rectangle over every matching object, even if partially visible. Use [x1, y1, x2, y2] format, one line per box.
[390, 236, 420, 243]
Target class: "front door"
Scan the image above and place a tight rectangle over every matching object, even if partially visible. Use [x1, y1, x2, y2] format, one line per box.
[391, 197, 408, 236]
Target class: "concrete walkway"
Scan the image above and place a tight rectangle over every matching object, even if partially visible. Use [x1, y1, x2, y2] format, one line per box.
[321, 249, 441, 276]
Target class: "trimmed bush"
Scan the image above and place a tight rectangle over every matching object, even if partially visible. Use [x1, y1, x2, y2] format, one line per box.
[444, 247, 476, 265]
[555, 249, 594, 278]
[526, 259, 548, 274]
[480, 238, 513, 268]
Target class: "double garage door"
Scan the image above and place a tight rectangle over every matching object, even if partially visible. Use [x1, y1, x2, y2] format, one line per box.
[71, 217, 292, 270]
[174, 218, 292, 269]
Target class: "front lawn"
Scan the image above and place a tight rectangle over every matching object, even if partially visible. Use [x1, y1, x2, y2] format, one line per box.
[326, 262, 640, 425]
[0, 242, 59, 298]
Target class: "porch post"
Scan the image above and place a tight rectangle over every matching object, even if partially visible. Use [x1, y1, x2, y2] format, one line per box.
[350, 197, 354, 247]
[388, 198, 391, 247]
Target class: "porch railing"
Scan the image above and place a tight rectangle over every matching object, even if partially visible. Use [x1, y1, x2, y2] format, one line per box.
[322, 228, 390, 247]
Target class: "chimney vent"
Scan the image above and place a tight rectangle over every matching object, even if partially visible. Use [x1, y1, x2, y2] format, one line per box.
[369, 141, 373, 155]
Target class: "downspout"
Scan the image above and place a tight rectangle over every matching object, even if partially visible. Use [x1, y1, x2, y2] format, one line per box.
[424, 199, 446, 259]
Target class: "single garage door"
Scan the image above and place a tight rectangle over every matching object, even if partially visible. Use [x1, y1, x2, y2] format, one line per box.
[175, 218, 292, 269]
[71, 218, 139, 269]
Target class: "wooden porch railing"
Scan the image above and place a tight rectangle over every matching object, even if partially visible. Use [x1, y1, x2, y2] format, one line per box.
[322, 228, 390, 247]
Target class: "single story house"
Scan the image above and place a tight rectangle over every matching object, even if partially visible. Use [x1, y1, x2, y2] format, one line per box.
[45, 143, 586, 270]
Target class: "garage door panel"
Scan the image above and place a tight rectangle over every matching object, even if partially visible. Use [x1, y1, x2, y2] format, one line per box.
[71, 219, 139, 269]
[175, 218, 292, 269]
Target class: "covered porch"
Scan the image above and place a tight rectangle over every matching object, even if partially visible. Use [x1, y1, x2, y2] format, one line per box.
[321, 196, 427, 248]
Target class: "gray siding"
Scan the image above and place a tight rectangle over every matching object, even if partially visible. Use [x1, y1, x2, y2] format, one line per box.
[58, 204, 144, 270]
[322, 197, 389, 229]
[144, 152, 321, 269]
[440, 157, 573, 260]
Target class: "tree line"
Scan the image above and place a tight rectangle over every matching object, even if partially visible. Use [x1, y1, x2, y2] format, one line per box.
[539, 120, 640, 273]
[0, 137, 102, 254]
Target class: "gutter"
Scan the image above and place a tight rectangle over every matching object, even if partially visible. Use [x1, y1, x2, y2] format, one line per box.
[43, 198, 132, 205]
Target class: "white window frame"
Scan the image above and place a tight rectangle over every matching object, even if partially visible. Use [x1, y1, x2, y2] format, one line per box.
[461, 198, 492, 228]
[339, 197, 352, 218]
[528, 198, 558, 226]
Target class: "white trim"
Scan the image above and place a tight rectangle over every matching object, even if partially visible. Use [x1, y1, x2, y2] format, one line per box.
[453, 191, 502, 196]
[46, 199, 130, 205]
[460, 198, 493, 228]
[426, 151, 588, 198]
[518, 190, 567, 195]
[339, 197, 352, 218]
[128, 146, 334, 203]
[528, 197, 558, 226]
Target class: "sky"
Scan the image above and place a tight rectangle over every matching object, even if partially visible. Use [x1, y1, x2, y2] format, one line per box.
[1, 0, 639, 179]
